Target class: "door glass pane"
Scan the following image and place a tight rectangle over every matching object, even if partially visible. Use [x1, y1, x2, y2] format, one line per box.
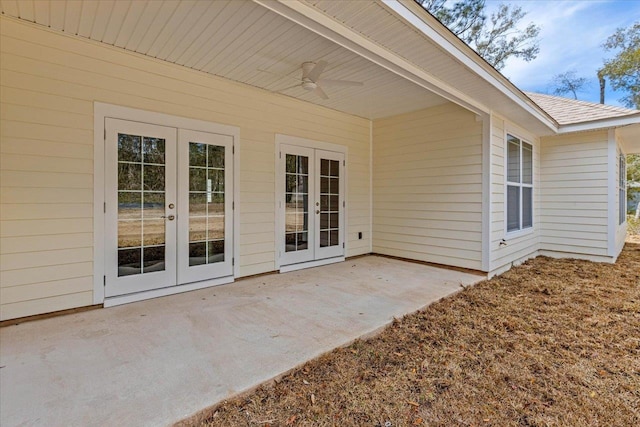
[319, 159, 340, 248]
[117, 133, 166, 276]
[188, 142, 225, 266]
[285, 154, 309, 252]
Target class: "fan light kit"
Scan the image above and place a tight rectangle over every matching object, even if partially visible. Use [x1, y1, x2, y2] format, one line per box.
[258, 60, 364, 100]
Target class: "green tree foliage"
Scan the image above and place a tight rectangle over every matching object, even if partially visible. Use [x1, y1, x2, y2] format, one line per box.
[628, 154, 640, 183]
[418, 0, 540, 70]
[599, 23, 640, 109]
[550, 70, 588, 99]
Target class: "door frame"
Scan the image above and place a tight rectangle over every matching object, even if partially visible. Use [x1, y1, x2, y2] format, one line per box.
[93, 103, 240, 306]
[274, 134, 348, 271]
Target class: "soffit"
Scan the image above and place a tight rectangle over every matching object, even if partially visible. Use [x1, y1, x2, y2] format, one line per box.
[617, 124, 640, 154]
[0, 0, 448, 120]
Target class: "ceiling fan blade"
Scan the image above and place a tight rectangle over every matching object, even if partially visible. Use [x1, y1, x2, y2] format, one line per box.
[317, 79, 364, 87]
[306, 60, 328, 82]
[275, 84, 301, 93]
[313, 85, 329, 100]
[256, 68, 302, 84]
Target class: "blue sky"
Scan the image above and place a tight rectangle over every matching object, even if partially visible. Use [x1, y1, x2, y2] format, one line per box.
[485, 0, 639, 107]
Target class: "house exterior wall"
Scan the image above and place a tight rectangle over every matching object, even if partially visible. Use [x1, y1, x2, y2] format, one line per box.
[489, 116, 541, 276]
[372, 103, 484, 270]
[0, 17, 371, 321]
[538, 130, 611, 259]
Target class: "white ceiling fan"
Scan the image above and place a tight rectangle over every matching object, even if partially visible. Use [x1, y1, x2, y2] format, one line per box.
[258, 61, 364, 100]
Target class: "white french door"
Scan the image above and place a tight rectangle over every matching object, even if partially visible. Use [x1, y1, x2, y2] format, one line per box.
[279, 144, 345, 267]
[105, 119, 233, 298]
[177, 129, 233, 284]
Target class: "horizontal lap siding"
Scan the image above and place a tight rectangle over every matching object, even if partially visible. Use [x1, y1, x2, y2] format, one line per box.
[539, 131, 609, 257]
[372, 103, 483, 270]
[0, 17, 370, 320]
[490, 117, 541, 273]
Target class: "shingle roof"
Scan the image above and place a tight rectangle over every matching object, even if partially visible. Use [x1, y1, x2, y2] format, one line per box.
[526, 92, 639, 126]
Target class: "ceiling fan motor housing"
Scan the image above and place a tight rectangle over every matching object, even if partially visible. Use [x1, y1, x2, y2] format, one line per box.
[301, 80, 317, 91]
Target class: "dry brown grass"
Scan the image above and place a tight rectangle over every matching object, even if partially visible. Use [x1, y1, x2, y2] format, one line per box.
[188, 245, 640, 427]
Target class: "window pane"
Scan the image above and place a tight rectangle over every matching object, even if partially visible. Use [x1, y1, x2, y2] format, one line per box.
[208, 145, 225, 169]
[118, 163, 142, 190]
[143, 137, 165, 164]
[507, 185, 520, 232]
[207, 240, 224, 263]
[118, 248, 141, 276]
[507, 136, 520, 183]
[189, 142, 207, 167]
[143, 246, 165, 272]
[522, 143, 533, 184]
[143, 165, 164, 191]
[523, 187, 533, 228]
[189, 242, 206, 266]
[118, 134, 141, 162]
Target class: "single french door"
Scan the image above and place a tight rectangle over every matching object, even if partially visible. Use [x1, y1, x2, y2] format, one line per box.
[105, 119, 233, 298]
[279, 145, 345, 267]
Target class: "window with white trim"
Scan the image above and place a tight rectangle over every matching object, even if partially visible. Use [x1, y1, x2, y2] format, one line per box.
[619, 153, 626, 225]
[506, 134, 533, 233]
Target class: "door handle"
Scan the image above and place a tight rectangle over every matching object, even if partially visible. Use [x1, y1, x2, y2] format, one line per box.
[316, 210, 320, 214]
[162, 215, 175, 221]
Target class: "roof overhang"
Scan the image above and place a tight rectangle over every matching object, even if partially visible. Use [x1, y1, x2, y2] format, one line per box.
[558, 115, 640, 135]
[389, 0, 558, 132]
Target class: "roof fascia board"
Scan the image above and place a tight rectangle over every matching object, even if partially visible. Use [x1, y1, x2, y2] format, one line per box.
[253, 0, 488, 116]
[389, 0, 558, 132]
[558, 115, 640, 134]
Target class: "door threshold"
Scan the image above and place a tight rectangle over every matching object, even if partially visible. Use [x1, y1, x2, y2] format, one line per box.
[279, 256, 345, 273]
[104, 276, 234, 307]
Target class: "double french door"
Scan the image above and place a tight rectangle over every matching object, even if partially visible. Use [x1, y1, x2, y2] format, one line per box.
[105, 119, 233, 298]
[280, 144, 345, 267]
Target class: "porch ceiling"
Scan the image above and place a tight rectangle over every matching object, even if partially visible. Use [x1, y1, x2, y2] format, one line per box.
[0, 0, 448, 120]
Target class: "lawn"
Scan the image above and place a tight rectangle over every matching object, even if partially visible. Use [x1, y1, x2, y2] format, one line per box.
[185, 241, 640, 427]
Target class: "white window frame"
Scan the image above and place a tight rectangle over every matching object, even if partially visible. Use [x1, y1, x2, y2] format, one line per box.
[505, 133, 534, 236]
[619, 153, 626, 225]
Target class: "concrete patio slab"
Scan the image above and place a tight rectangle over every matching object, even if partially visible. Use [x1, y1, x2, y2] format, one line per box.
[0, 256, 483, 427]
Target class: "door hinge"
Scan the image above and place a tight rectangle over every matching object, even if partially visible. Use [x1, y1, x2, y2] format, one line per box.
[232, 201, 235, 210]
[103, 276, 106, 286]
[104, 128, 106, 140]
[232, 145, 235, 154]
[279, 151, 282, 159]
[343, 201, 345, 208]
[104, 202, 106, 213]
[232, 258, 235, 266]
[343, 160, 345, 166]
[343, 242, 345, 248]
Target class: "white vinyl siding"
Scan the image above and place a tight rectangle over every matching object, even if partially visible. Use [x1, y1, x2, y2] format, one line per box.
[490, 117, 540, 275]
[372, 103, 483, 271]
[539, 131, 610, 257]
[0, 16, 371, 320]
